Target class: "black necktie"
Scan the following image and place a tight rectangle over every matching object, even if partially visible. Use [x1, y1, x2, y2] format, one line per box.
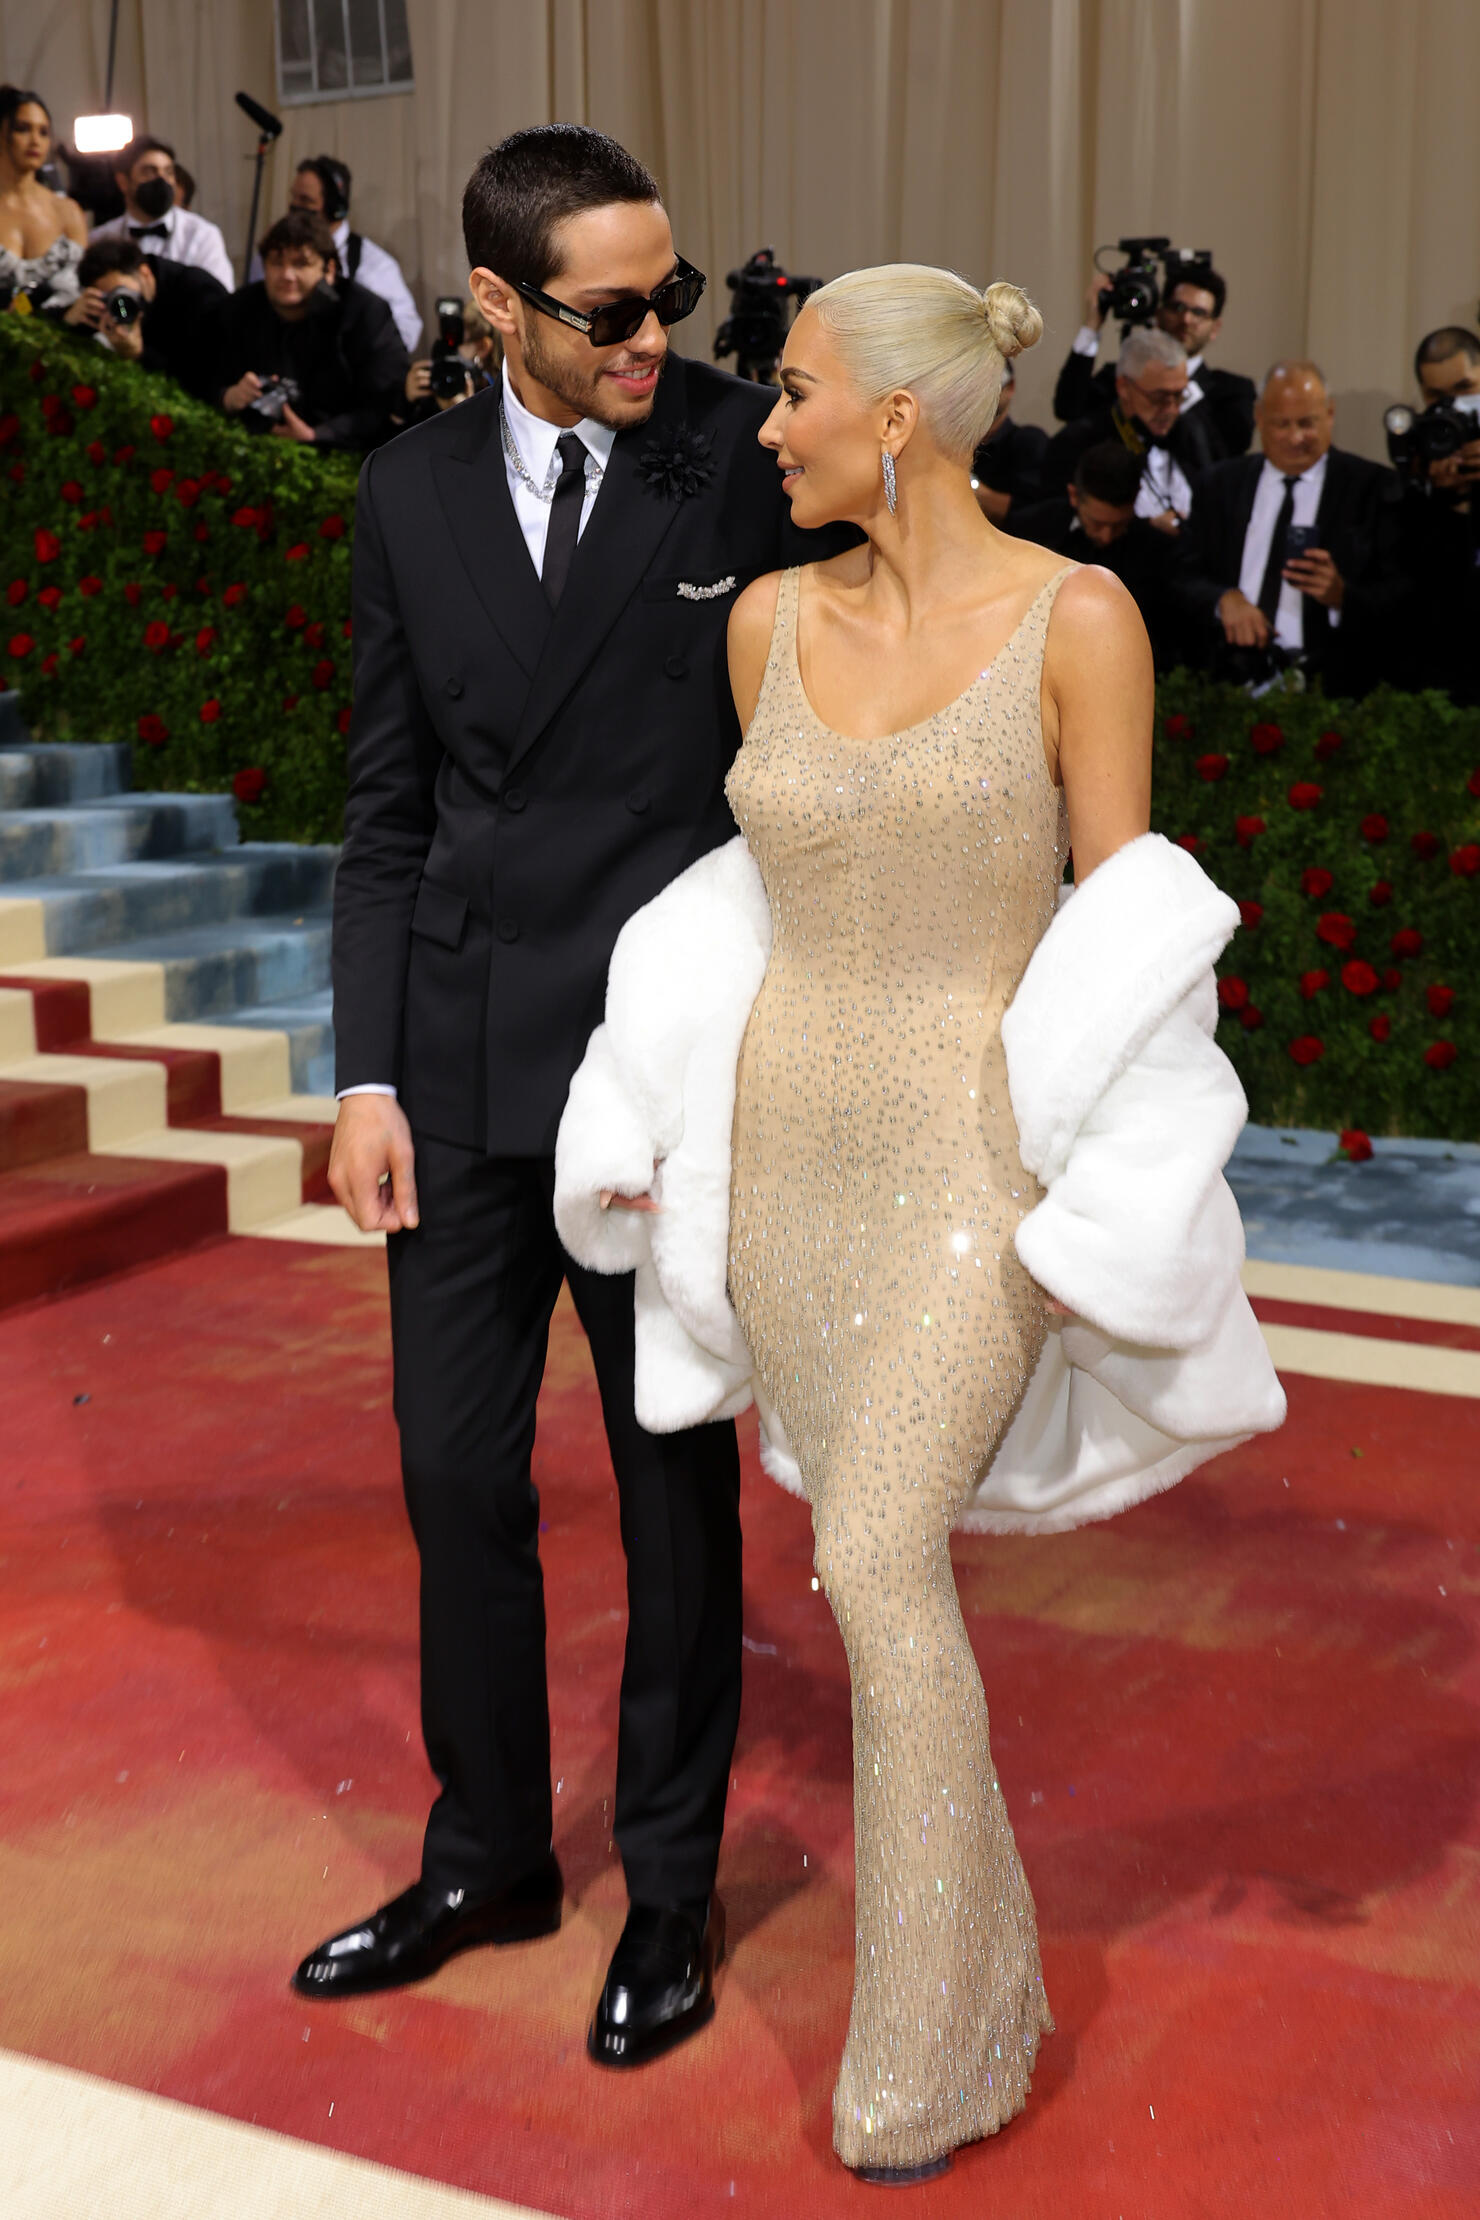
[1256, 475, 1301, 623]
[129, 223, 169, 242]
[541, 432, 587, 608]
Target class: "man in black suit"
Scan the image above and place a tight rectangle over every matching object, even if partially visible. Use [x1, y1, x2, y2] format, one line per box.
[969, 359, 1048, 522]
[1008, 441, 1184, 669]
[209, 209, 408, 451]
[60, 234, 226, 399]
[1053, 258, 1256, 461]
[298, 126, 845, 2065]
[1171, 359, 1410, 695]
[1042, 326, 1220, 537]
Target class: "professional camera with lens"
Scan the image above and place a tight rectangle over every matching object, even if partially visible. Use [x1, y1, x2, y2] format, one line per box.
[241, 372, 303, 430]
[714, 247, 821, 384]
[1095, 238, 1214, 330]
[103, 289, 144, 329]
[429, 295, 475, 401]
[1384, 393, 1480, 481]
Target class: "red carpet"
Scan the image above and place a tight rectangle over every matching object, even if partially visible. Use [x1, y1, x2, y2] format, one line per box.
[3, 1240, 1477, 2217]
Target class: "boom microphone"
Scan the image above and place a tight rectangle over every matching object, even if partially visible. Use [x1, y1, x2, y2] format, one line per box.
[235, 90, 283, 141]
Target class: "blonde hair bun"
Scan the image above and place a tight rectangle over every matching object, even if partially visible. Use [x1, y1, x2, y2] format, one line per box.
[981, 281, 1043, 361]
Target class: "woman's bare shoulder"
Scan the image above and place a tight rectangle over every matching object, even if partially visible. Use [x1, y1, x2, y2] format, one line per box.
[1043, 559, 1146, 664]
[727, 572, 783, 730]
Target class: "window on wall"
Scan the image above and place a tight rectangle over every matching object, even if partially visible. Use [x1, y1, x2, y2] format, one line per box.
[276, 0, 414, 104]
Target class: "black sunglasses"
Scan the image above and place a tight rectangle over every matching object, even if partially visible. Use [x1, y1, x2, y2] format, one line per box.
[514, 257, 706, 349]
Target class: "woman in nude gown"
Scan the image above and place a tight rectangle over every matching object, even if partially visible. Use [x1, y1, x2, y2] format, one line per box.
[722, 268, 1153, 2181]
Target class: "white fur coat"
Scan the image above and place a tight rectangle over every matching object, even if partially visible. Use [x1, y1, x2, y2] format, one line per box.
[554, 832, 1286, 1534]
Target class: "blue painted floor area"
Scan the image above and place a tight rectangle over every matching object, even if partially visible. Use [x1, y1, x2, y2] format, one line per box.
[1231, 1125, 1480, 1287]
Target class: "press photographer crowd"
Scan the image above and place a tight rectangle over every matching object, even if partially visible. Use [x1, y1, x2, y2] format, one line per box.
[3, 81, 1478, 705]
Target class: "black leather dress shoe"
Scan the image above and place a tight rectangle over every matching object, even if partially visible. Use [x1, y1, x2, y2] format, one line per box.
[292, 1853, 562, 1999]
[587, 1896, 724, 2067]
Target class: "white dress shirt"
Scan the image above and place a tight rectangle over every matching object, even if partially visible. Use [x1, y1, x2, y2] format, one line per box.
[250, 219, 423, 351]
[1236, 451, 1337, 653]
[337, 366, 617, 1101]
[89, 206, 234, 292]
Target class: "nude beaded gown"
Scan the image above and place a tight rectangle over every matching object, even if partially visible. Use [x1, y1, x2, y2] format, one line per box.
[726, 560, 1075, 2170]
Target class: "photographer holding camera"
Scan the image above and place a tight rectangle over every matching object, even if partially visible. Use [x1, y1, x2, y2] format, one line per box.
[247, 156, 423, 353]
[1390, 327, 1480, 702]
[61, 235, 225, 398]
[398, 294, 499, 427]
[1055, 245, 1255, 461]
[1043, 325, 1218, 533]
[211, 209, 409, 452]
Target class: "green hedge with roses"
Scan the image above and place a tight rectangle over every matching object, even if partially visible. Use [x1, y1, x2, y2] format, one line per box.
[2, 314, 1477, 1139]
[0, 310, 359, 842]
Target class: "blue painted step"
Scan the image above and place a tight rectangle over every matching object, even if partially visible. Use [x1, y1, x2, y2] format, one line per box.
[4, 846, 338, 956]
[0, 792, 239, 880]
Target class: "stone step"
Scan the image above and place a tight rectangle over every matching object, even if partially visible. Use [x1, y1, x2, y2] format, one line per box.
[0, 738, 132, 808]
[0, 845, 337, 962]
[84, 914, 334, 1023]
[0, 793, 239, 882]
[214, 987, 336, 1096]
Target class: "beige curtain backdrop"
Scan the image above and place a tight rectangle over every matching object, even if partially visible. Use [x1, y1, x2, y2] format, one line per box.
[7, 0, 1480, 459]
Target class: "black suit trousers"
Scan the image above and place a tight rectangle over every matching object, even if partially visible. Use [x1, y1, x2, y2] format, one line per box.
[387, 1134, 743, 1904]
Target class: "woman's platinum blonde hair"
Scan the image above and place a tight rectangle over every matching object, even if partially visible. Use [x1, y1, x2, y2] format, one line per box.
[806, 264, 1043, 460]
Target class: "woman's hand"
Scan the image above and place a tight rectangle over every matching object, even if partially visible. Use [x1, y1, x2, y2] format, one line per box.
[1044, 1296, 1073, 1318]
[600, 1190, 660, 1214]
[222, 371, 261, 415]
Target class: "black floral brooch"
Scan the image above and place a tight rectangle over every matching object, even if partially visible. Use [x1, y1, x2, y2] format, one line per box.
[637, 425, 716, 501]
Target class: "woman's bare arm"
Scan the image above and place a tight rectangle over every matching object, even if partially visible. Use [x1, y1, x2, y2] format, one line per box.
[726, 570, 783, 735]
[1042, 565, 1154, 880]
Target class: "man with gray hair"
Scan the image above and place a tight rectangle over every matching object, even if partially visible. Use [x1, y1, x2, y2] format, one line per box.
[1171, 359, 1409, 692]
[1043, 324, 1221, 533]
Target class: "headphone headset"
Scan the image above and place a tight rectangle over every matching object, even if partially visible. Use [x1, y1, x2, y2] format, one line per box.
[304, 154, 350, 225]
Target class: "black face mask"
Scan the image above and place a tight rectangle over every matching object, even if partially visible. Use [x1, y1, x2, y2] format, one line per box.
[133, 175, 175, 220]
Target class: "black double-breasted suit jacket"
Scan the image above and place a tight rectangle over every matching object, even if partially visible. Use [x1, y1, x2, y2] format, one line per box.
[333, 354, 843, 1156]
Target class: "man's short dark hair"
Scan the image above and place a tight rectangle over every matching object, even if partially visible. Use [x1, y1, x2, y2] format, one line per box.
[462, 124, 660, 289]
[260, 209, 338, 266]
[1167, 260, 1226, 319]
[1075, 441, 1143, 508]
[117, 133, 175, 176]
[173, 161, 196, 208]
[78, 236, 146, 289]
[297, 154, 352, 219]
[1415, 326, 1480, 381]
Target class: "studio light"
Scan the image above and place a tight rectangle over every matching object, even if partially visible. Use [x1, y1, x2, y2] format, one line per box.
[72, 113, 133, 154]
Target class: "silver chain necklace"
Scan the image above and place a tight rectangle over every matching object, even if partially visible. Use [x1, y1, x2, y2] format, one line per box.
[500, 403, 599, 504]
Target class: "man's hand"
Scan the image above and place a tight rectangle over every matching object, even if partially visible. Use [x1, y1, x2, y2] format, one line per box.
[1430, 442, 1480, 493]
[274, 402, 317, 444]
[1217, 587, 1272, 647]
[1084, 272, 1113, 331]
[106, 315, 144, 363]
[329, 1094, 420, 1233]
[1146, 508, 1182, 536]
[62, 286, 107, 332]
[1284, 547, 1344, 609]
[404, 359, 432, 404]
[222, 371, 262, 414]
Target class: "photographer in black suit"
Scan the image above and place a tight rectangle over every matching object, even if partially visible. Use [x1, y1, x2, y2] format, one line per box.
[1396, 327, 1480, 703]
[1053, 258, 1255, 461]
[1043, 326, 1219, 536]
[1171, 360, 1410, 695]
[61, 234, 225, 398]
[969, 358, 1047, 521]
[1008, 441, 1183, 669]
[301, 126, 847, 2065]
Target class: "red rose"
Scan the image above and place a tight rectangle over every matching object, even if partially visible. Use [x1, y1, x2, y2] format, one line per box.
[1467, 766, 1480, 796]
[1427, 984, 1455, 1018]
[1300, 969, 1329, 999]
[311, 657, 335, 689]
[149, 413, 174, 441]
[150, 466, 173, 494]
[1316, 911, 1356, 949]
[199, 698, 222, 724]
[1410, 829, 1441, 860]
[175, 478, 201, 507]
[37, 585, 62, 611]
[67, 636, 84, 658]
[113, 443, 135, 464]
[78, 575, 102, 598]
[1369, 1015, 1391, 1042]
[1368, 879, 1392, 906]
[1341, 960, 1379, 997]
[86, 439, 106, 465]
[193, 522, 210, 543]
[1240, 1005, 1264, 1031]
[1163, 712, 1193, 742]
[45, 409, 75, 438]
[60, 479, 83, 504]
[123, 582, 142, 606]
[71, 384, 97, 410]
[34, 528, 61, 564]
[1315, 729, 1344, 761]
[1301, 866, 1334, 898]
[137, 713, 169, 746]
[319, 514, 346, 539]
[40, 651, 58, 677]
[285, 542, 310, 562]
[1288, 1035, 1325, 1066]
[222, 582, 248, 607]
[336, 705, 352, 735]
[161, 583, 179, 601]
[8, 633, 34, 659]
[303, 620, 325, 649]
[231, 505, 259, 529]
[283, 603, 307, 629]
[341, 619, 353, 639]
[232, 766, 266, 804]
[1424, 1041, 1458, 1071]
[7, 464, 24, 484]
[142, 529, 168, 556]
[1450, 843, 1480, 877]
[1391, 928, 1423, 958]
[5, 580, 25, 606]
[281, 694, 299, 712]
[1361, 814, 1388, 843]
[1234, 814, 1266, 848]
[195, 626, 216, 655]
[27, 359, 43, 382]
[1238, 899, 1263, 930]
[1338, 1130, 1373, 1162]
[1288, 781, 1323, 810]
[1217, 976, 1250, 1011]
[194, 578, 212, 595]
[1383, 967, 1402, 990]
[1175, 834, 1203, 854]
[217, 475, 233, 496]
[0, 413, 18, 445]
[143, 620, 171, 652]
[1249, 721, 1284, 756]
[1196, 752, 1229, 782]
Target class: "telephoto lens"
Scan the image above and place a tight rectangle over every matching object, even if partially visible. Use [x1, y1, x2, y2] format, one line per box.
[104, 290, 144, 328]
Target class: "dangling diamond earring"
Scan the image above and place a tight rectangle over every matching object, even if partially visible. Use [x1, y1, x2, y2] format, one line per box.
[881, 449, 897, 515]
